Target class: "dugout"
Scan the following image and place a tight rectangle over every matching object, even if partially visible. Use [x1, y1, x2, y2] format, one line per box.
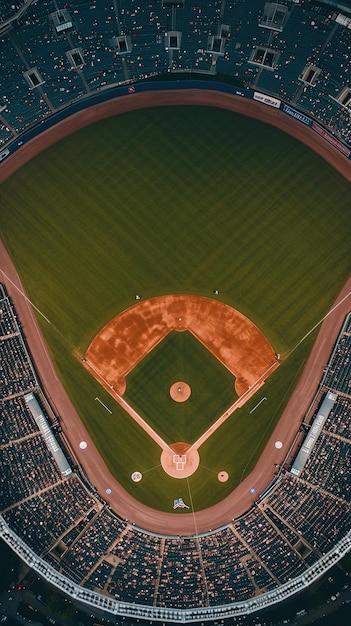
[290, 391, 337, 477]
[25, 392, 72, 477]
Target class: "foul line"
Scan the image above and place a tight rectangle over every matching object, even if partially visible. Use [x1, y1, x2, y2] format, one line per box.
[0, 268, 53, 325]
[141, 464, 162, 475]
[188, 359, 279, 453]
[239, 358, 306, 483]
[284, 291, 351, 359]
[0, 268, 69, 346]
[84, 358, 173, 454]
[199, 464, 219, 475]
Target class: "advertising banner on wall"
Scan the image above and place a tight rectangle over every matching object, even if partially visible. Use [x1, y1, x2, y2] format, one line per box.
[282, 103, 312, 126]
[312, 121, 351, 157]
[253, 91, 281, 108]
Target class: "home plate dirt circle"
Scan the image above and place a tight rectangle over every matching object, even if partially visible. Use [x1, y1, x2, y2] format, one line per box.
[161, 443, 200, 478]
[218, 471, 229, 482]
[170, 381, 191, 402]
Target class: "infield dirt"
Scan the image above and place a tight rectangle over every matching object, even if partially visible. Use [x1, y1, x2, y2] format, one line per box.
[84, 294, 278, 397]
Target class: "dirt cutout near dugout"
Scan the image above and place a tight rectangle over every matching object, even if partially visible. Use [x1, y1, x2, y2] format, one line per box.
[84, 295, 279, 478]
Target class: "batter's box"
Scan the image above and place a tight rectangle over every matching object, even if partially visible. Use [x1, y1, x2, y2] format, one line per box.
[173, 454, 187, 470]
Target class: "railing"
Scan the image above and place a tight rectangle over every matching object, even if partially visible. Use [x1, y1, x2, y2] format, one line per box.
[1, 516, 351, 622]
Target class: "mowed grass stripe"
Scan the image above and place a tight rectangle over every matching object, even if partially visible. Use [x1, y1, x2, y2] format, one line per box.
[2, 108, 349, 349]
[1, 106, 350, 511]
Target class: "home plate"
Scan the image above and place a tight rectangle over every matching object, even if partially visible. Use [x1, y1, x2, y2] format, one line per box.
[131, 471, 142, 482]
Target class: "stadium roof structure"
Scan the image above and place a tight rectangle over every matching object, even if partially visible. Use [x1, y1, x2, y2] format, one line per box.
[290, 391, 337, 477]
[259, 2, 290, 32]
[50, 9, 73, 35]
[24, 393, 72, 478]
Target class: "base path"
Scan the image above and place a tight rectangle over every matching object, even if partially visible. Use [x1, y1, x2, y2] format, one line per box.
[1, 87, 350, 535]
[2, 236, 350, 533]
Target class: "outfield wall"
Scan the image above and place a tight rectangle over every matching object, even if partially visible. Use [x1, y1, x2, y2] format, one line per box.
[1, 80, 350, 168]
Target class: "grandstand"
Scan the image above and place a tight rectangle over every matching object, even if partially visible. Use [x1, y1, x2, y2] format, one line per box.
[0, 1, 351, 150]
[1, 1, 351, 622]
[0, 283, 350, 621]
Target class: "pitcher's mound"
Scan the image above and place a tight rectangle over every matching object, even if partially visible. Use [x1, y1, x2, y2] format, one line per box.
[170, 381, 191, 402]
[218, 471, 229, 482]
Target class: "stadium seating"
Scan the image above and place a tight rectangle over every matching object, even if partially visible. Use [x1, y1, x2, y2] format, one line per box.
[1, 1, 351, 148]
[1, 0, 351, 619]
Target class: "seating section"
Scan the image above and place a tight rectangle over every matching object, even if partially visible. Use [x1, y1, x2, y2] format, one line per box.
[0, 283, 350, 608]
[235, 509, 307, 583]
[0, 1, 351, 147]
[0, 396, 39, 444]
[0, 335, 37, 397]
[0, 295, 18, 334]
[200, 528, 259, 602]
[266, 475, 351, 556]
[324, 332, 351, 395]
[0, 0, 25, 25]
[61, 507, 127, 580]
[303, 432, 351, 500]
[3, 477, 97, 554]
[107, 528, 162, 603]
[0, 434, 62, 505]
[324, 395, 351, 439]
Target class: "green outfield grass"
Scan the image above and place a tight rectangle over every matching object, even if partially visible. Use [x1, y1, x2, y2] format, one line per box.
[1, 105, 350, 512]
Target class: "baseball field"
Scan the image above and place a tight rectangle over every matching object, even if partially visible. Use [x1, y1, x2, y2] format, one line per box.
[1, 105, 350, 512]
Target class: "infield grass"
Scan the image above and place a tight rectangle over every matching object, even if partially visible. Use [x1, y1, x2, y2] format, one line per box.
[124, 330, 237, 445]
[1, 105, 350, 512]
